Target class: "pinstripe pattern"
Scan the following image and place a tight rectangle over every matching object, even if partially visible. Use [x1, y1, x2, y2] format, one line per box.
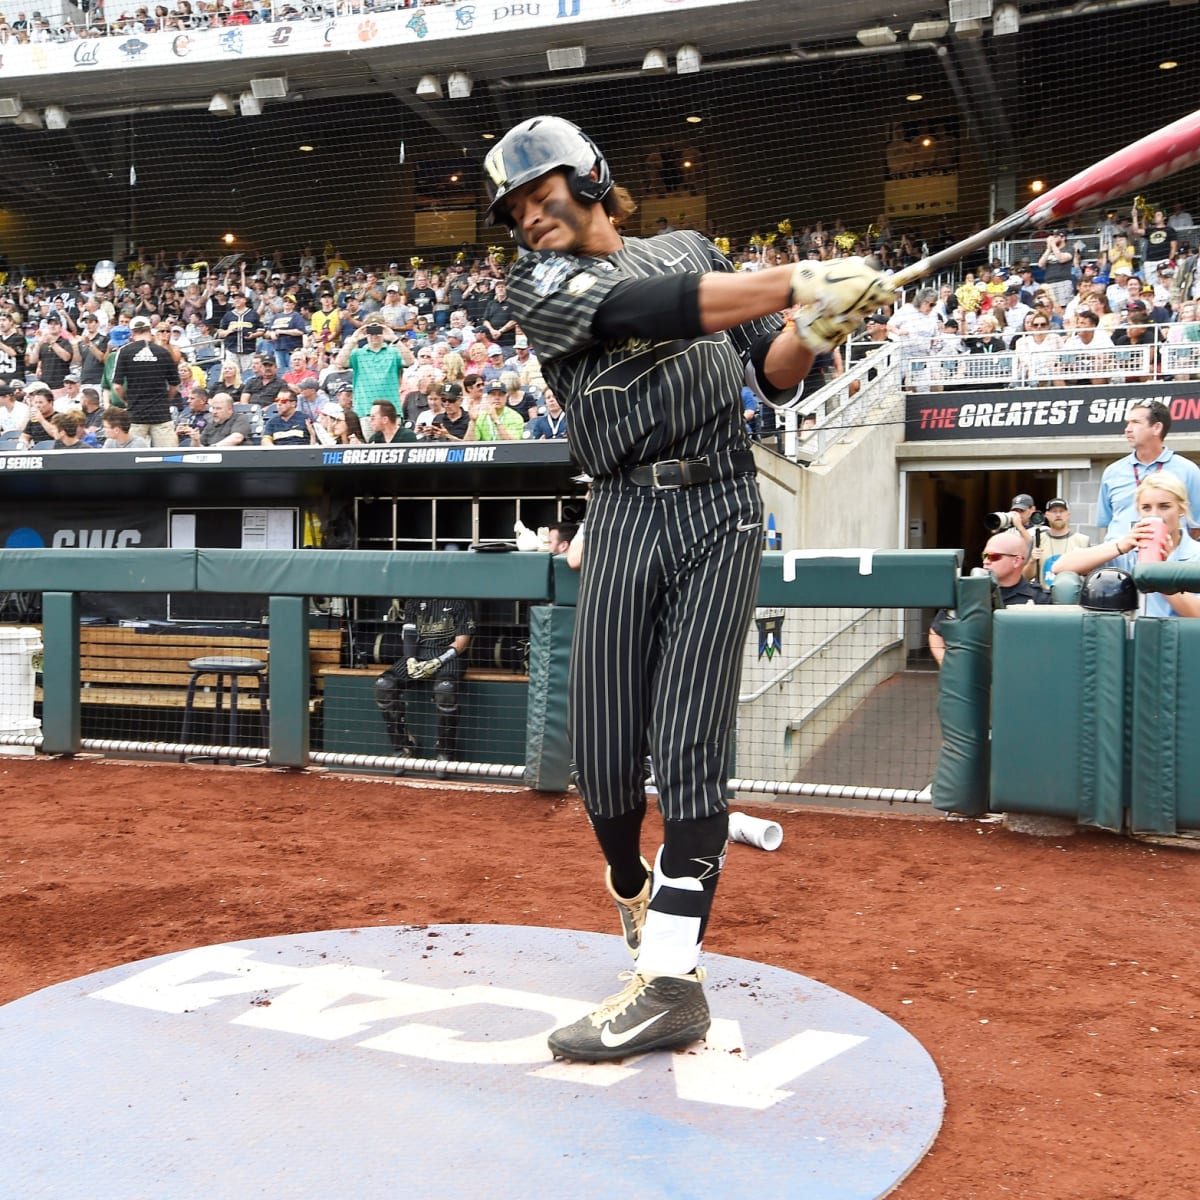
[507, 231, 781, 475]
[506, 230, 770, 824]
[570, 472, 761, 821]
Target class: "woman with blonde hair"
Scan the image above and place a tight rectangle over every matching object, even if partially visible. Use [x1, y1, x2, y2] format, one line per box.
[440, 350, 466, 385]
[216, 359, 242, 394]
[1054, 473, 1200, 617]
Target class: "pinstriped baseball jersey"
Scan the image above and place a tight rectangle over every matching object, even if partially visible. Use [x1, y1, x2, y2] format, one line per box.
[505, 230, 782, 476]
[506, 229, 769, 823]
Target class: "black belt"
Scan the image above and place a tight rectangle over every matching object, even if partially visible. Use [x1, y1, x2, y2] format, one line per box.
[624, 449, 755, 490]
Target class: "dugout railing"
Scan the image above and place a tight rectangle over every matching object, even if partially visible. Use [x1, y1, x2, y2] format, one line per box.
[3, 546, 1200, 837]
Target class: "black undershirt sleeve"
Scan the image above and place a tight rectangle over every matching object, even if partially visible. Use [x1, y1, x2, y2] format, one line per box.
[591, 274, 704, 342]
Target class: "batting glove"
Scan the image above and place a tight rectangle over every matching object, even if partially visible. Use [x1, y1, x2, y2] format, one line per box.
[407, 657, 441, 681]
[790, 257, 893, 322]
[791, 306, 861, 355]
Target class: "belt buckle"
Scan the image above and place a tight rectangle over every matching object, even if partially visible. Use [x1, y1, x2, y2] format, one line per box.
[650, 460, 685, 489]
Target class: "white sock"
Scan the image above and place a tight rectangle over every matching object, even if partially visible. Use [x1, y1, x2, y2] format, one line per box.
[636, 845, 706, 977]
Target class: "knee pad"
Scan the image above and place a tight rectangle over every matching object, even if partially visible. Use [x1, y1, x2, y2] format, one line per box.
[433, 677, 459, 713]
[374, 672, 403, 713]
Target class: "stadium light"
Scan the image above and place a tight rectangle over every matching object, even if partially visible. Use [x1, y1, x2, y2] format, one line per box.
[447, 71, 473, 99]
[992, 3, 1020, 35]
[44, 105, 69, 130]
[909, 19, 949, 40]
[208, 93, 236, 116]
[675, 44, 702, 74]
[13, 109, 43, 129]
[0, 96, 22, 119]
[546, 46, 586, 70]
[251, 76, 288, 100]
[415, 74, 443, 99]
[856, 26, 897, 47]
[238, 91, 263, 118]
[642, 48, 669, 73]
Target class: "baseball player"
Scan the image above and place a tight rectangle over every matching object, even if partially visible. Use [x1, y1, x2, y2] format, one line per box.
[485, 115, 889, 1061]
[374, 597, 475, 771]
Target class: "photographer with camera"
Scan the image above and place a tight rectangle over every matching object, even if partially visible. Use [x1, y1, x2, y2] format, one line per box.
[1024, 498, 1090, 591]
[335, 319, 412, 420]
[928, 528, 1050, 666]
[1038, 230, 1077, 307]
[984, 492, 1042, 561]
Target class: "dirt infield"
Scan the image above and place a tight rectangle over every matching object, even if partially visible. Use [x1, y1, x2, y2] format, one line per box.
[2, 756, 1197, 1199]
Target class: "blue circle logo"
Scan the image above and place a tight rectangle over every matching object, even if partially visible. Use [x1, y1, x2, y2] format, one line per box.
[4, 527, 45, 549]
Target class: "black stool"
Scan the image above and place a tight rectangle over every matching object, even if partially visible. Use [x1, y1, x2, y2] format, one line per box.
[180, 656, 268, 748]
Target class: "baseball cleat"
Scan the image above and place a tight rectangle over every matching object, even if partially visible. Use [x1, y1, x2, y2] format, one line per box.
[548, 969, 710, 1062]
[606, 858, 651, 958]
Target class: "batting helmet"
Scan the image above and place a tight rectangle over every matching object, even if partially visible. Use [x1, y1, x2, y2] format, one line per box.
[484, 115, 613, 236]
[1080, 567, 1138, 613]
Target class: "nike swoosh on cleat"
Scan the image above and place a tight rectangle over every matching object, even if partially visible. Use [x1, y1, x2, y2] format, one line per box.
[600, 1010, 669, 1048]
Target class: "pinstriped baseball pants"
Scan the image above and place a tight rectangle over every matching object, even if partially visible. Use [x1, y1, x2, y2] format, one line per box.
[569, 471, 762, 823]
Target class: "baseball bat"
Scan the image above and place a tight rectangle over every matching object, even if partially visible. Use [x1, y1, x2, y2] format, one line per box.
[886, 106, 1200, 291]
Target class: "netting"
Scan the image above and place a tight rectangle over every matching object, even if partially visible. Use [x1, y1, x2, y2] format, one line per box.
[0, 5, 1196, 282]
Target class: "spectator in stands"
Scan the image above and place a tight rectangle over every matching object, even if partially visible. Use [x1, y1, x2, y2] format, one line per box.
[1130, 205, 1178, 288]
[378, 285, 415, 335]
[1025, 497, 1089, 592]
[1014, 312, 1066, 387]
[468, 380, 525, 441]
[481, 279, 518, 354]
[50, 410, 97, 450]
[78, 385, 105, 434]
[502, 371, 537, 423]
[294, 376, 326, 419]
[1037, 231, 1076, 307]
[336, 321, 409, 419]
[1056, 474, 1200, 617]
[526, 388, 567, 440]
[998, 281, 1034, 343]
[889, 288, 938, 392]
[101, 406, 150, 450]
[330, 408, 364, 444]
[26, 313, 76, 397]
[111, 315, 179, 447]
[429, 383, 471, 443]
[1168, 201, 1194, 234]
[217, 290, 262, 372]
[266, 294, 308, 371]
[367, 399, 416, 445]
[199, 392, 252, 447]
[1165, 300, 1200, 380]
[1061, 310, 1114, 385]
[0, 382, 30, 435]
[1031, 289, 1064, 331]
[261, 387, 313, 447]
[240, 356, 284, 408]
[18, 387, 58, 448]
[1096, 398, 1200, 540]
[175, 386, 210, 446]
[1111, 307, 1158, 382]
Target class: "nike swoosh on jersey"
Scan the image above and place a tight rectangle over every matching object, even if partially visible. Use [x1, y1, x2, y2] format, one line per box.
[600, 1009, 669, 1048]
[661, 253, 688, 267]
[738, 522, 762, 532]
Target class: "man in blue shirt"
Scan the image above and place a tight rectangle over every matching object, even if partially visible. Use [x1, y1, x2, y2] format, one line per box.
[1096, 399, 1200, 540]
[261, 387, 312, 447]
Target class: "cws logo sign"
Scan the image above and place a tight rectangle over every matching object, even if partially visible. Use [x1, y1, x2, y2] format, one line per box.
[1, 505, 166, 551]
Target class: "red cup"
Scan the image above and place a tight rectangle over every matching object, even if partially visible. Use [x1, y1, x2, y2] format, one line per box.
[1137, 516, 1171, 563]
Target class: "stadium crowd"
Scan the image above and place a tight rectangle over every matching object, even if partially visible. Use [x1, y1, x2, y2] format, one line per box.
[0, 197, 1196, 450]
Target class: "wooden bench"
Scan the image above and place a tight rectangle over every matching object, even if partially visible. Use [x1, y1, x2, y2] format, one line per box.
[44, 625, 343, 712]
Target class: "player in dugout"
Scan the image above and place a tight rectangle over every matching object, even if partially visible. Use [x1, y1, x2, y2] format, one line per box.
[485, 115, 892, 1061]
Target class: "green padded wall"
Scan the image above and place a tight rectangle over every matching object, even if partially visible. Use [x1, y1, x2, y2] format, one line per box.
[991, 607, 1128, 830]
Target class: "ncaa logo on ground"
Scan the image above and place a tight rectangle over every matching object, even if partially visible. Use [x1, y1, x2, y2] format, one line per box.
[0, 925, 943, 1197]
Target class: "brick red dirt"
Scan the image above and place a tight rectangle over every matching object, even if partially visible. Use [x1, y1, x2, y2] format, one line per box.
[2, 756, 1198, 1200]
